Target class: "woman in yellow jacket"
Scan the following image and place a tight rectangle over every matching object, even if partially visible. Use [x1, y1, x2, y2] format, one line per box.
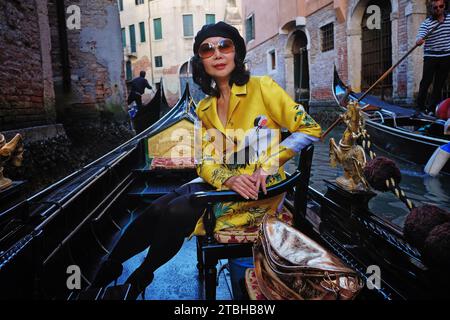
[191, 23, 321, 234]
[91, 21, 321, 299]
[192, 74, 321, 234]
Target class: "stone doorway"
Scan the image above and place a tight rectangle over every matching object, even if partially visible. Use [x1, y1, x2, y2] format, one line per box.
[292, 30, 310, 109]
[361, 0, 393, 100]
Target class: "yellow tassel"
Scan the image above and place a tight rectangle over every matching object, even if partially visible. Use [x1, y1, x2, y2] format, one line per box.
[368, 141, 371, 148]
[407, 199, 413, 210]
[385, 179, 390, 188]
[390, 178, 396, 186]
[395, 188, 400, 198]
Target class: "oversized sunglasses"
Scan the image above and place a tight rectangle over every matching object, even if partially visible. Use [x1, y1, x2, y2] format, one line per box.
[433, 4, 445, 9]
[198, 39, 235, 59]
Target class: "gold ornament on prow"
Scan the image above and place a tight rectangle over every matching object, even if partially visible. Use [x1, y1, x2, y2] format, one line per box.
[329, 101, 369, 192]
[0, 133, 24, 190]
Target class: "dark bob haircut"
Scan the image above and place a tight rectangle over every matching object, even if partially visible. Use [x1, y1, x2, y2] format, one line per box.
[191, 54, 250, 97]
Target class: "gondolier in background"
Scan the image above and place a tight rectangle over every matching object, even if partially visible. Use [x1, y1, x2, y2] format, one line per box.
[415, 0, 450, 116]
[127, 71, 153, 109]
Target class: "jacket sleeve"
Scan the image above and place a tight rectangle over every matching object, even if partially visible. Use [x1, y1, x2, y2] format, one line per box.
[195, 121, 235, 190]
[258, 76, 322, 174]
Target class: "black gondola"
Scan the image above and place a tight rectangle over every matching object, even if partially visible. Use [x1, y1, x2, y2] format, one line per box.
[132, 81, 170, 134]
[333, 67, 450, 175]
[0, 84, 198, 300]
[1, 80, 448, 301]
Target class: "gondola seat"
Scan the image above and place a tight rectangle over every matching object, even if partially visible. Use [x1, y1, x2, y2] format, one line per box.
[190, 144, 314, 300]
[149, 156, 196, 170]
[213, 208, 293, 244]
[244, 268, 266, 300]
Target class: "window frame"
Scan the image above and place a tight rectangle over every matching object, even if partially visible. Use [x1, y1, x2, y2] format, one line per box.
[320, 22, 334, 52]
[126, 60, 132, 81]
[121, 27, 126, 48]
[154, 55, 163, 68]
[182, 14, 194, 38]
[139, 21, 146, 43]
[267, 49, 277, 74]
[205, 14, 215, 25]
[245, 13, 255, 44]
[153, 18, 162, 40]
[129, 24, 136, 53]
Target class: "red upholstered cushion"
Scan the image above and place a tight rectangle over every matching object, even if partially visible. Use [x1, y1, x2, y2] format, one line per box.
[150, 157, 195, 170]
[214, 207, 294, 244]
[214, 225, 260, 244]
[245, 268, 267, 300]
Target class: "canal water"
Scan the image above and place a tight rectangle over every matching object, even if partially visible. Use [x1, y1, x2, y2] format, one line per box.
[286, 127, 450, 229]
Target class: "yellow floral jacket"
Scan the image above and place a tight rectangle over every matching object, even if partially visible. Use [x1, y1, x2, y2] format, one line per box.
[192, 76, 321, 235]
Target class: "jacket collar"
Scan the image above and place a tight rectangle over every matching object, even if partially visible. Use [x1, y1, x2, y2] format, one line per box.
[201, 82, 247, 135]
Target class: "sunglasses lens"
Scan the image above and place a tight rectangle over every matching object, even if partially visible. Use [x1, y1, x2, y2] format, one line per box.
[199, 43, 214, 58]
[198, 39, 235, 58]
[218, 39, 235, 54]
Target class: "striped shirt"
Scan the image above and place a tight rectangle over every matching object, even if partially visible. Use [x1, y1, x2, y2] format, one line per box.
[416, 13, 450, 57]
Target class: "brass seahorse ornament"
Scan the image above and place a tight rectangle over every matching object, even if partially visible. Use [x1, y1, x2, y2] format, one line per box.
[329, 101, 369, 192]
[0, 133, 24, 190]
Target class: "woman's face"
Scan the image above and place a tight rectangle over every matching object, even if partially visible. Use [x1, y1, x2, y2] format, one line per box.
[199, 37, 236, 81]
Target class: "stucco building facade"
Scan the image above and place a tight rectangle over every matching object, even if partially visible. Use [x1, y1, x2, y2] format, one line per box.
[119, 0, 243, 105]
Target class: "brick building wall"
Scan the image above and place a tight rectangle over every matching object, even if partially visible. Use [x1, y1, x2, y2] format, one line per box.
[48, 0, 127, 121]
[306, 3, 338, 104]
[246, 34, 288, 89]
[0, 0, 54, 131]
[1, 0, 127, 130]
[305, 0, 429, 106]
[1, 0, 133, 197]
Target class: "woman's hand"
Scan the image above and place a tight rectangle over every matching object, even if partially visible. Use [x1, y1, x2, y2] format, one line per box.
[251, 168, 270, 196]
[223, 175, 258, 200]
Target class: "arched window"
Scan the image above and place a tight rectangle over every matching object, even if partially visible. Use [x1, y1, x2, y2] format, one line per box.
[361, 0, 392, 99]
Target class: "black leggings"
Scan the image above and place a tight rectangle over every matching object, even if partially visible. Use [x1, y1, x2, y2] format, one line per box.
[109, 182, 214, 274]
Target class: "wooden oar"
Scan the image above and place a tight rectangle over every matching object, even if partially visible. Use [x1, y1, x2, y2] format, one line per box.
[321, 22, 442, 141]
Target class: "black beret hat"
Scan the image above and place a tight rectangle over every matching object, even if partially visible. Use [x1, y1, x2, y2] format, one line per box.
[193, 21, 246, 60]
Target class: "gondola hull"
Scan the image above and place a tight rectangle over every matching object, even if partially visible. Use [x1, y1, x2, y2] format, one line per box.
[0, 84, 198, 300]
[365, 118, 450, 173]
